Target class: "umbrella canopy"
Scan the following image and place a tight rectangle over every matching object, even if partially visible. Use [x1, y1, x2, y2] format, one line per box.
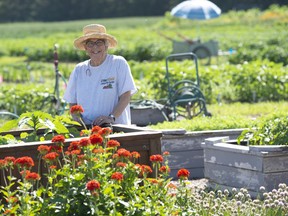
[171, 0, 221, 20]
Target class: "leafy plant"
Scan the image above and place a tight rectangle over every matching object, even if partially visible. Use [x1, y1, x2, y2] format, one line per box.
[0, 111, 80, 143]
[238, 113, 288, 145]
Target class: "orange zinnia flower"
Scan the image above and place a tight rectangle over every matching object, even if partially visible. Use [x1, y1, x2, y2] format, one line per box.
[37, 145, 50, 155]
[177, 168, 190, 180]
[68, 141, 81, 151]
[89, 134, 103, 145]
[0, 159, 7, 169]
[111, 172, 124, 181]
[70, 105, 84, 115]
[116, 148, 131, 158]
[86, 180, 101, 191]
[49, 145, 62, 153]
[99, 127, 112, 136]
[14, 157, 34, 169]
[116, 162, 127, 168]
[150, 154, 163, 162]
[51, 135, 65, 144]
[159, 165, 171, 173]
[25, 172, 41, 181]
[141, 165, 153, 174]
[79, 138, 90, 147]
[131, 151, 141, 158]
[163, 151, 170, 156]
[4, 157, 15, 168]
[107, 140, 120, 148]
[43, 152, 59, 162]
[91, 126, 102, 134]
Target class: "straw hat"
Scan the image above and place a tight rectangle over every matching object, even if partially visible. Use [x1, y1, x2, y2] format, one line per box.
[74, 24, 117, 50]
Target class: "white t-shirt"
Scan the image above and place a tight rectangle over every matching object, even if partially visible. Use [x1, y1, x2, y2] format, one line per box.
[64, 54, 137, 125]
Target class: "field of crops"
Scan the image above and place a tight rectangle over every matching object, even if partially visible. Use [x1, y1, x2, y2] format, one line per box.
[0, 5, 287, 129]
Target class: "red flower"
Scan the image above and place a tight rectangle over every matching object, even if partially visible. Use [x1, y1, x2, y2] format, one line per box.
[163, 151, 170, 156]
[70, 150, 81, 155]
[25, 172, 41, 181]
[111, 172, 124, 181]
[4, 157, 15, 168]
[49, 145, 62, 153]
[93, 148, 104, 154]
[79, 138, 90, 147]
[68, 141, 81, 151]
[177, 168, 190, 179]
[49, 165, 57, 169]
[116, 162, 127, 168]
[150, 154, 163, 163]
[37, 145, 50, 155]
[0, 159, 7, 169]
[43, 152, 59, 162]
[20, 170, 30, 176]
[99, 127, 112, 136]
[14, 157, 34, 169]
[159, 165, 171, 173]
[86, 180, 101, 191]
[116, 148, 131, 158]
[51, 135, 65, 144]
[141, 165, 153, 174]
[131, 151, 140, 158]
[89, 134, 103, 145]
[107, 140, 120, 148]
[91, 126, 102, 134]
[70, 105, 84, 115]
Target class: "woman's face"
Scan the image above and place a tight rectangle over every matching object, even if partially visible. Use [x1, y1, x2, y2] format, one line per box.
[84, 39, 108, 63]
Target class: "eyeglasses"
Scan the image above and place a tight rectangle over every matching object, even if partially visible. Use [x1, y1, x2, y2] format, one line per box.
[86, 40, 105, 48]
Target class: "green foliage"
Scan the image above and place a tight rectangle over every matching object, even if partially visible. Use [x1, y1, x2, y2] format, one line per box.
[0, 6, 287, 63]
[0, 111, 80, 143]
[131, 60, 288, 103]
[238, 113, 288, 145]
[149, 101, 288, 132]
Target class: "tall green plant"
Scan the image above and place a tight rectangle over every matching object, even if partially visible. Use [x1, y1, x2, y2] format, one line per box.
[238, 113, 288, 145]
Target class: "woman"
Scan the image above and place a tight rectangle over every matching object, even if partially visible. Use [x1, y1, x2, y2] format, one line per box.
[64, 24, 137, 126]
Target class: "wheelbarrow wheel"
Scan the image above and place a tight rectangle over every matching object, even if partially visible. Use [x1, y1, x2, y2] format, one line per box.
[193, 46, 211, 65]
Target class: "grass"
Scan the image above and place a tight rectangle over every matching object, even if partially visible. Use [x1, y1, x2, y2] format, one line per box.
[149, 101, 288, 131]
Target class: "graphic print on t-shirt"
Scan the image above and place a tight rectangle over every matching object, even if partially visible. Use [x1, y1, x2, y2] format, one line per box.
[101, 77, 115, 89]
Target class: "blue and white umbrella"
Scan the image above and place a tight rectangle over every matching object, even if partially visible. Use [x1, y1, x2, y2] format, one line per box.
[171, 0, 221, 20]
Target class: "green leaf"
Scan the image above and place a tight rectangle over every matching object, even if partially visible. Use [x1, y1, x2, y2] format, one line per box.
[0, 119, 18, 132]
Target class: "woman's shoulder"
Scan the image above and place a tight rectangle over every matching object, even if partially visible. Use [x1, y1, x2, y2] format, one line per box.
[108, 54, 127, 62]
[75, 60, 89, 68]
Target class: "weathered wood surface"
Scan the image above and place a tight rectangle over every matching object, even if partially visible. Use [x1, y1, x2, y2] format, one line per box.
[161, 129, 244, 179]
[202, 136, 288, 196]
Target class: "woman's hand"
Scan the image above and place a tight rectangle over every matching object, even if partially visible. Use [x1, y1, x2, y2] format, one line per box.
[93, 115, 114, 126]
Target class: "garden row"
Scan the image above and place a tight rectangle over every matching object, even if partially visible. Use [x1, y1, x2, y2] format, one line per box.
[1, 59, 287, 117]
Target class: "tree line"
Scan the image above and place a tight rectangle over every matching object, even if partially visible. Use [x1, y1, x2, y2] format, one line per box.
[0, 0, 286, 22]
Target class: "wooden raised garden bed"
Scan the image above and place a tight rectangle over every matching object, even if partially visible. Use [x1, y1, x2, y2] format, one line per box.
[0, 124, 162, 186]
[161, 128, 244, 179]
[202, 136, 288, 197]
